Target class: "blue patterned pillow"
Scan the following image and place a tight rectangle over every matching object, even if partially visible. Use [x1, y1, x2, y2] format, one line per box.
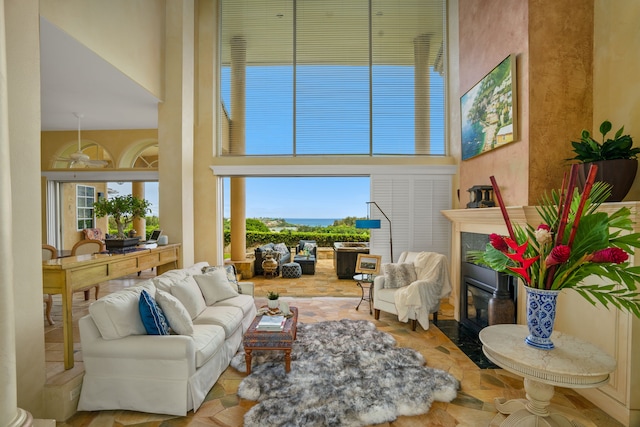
[139, 289, 170, 335]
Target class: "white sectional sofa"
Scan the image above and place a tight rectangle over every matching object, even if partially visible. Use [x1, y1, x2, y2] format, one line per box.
[77, 262, 257, 416]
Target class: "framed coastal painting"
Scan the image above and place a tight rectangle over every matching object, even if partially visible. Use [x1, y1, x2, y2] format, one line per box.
[460, 54, 517, 160]
[355, 254, 382, 275]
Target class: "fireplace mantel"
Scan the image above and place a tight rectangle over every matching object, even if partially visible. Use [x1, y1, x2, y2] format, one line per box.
[442, 202, 640, 426]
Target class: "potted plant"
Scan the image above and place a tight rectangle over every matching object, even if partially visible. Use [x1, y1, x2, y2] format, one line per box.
[94, 195, 151, 250]
[568, 120, 639, 201]
[267, 290, 280, 309]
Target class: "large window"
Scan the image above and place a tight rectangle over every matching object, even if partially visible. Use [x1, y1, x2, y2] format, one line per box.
[220, 0, 446, 156]
[77, 185, 95, 230]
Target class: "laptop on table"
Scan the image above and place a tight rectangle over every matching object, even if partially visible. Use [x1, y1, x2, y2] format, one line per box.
[144, 229, 162, 244]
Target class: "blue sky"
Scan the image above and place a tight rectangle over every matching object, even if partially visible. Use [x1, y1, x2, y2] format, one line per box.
[223, 177, 370, 218]
[110, 178, 370, 219]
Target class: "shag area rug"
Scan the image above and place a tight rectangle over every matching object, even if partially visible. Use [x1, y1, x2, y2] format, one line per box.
[231, 319, 459, 426]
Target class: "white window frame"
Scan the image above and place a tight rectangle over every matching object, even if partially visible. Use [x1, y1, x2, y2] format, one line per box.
[76, 184, 96, 231]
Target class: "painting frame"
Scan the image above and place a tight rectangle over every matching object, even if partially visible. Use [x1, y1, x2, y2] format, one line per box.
[355, 254, 382, 275]
[460, 54, 517, 161]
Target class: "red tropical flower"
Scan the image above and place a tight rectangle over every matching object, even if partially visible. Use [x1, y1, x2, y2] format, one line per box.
[545, 245, 571, 267]
[489, 233, 508, 252]
[591, 248, 628, 264]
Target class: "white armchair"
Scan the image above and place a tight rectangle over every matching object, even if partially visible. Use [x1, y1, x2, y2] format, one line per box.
[373, 251, 452, 331]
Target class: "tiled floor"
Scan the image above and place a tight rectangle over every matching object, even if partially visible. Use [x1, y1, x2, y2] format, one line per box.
[47, 258, 623, 427]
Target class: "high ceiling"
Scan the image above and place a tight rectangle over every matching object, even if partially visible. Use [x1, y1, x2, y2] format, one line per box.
[40, 1, 444, 132]
[39, 17, 159, 131]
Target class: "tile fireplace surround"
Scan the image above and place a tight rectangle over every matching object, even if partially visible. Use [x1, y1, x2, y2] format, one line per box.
[443, 203, 640, 427]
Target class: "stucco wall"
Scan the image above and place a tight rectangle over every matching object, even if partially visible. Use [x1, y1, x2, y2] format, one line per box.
[458, 0, 595, 206]
[458, 0, 529, 206]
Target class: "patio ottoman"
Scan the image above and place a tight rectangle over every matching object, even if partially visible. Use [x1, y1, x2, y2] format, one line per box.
[282, 262, 302, 278]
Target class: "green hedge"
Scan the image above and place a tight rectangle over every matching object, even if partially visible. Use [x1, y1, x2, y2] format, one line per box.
[224, 230, 369, 248]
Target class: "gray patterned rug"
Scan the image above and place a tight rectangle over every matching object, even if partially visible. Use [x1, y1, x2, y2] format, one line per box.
[231, 319, 459, 427]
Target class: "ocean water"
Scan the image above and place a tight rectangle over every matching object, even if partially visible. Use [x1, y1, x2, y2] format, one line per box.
[284, 218, 337, 227]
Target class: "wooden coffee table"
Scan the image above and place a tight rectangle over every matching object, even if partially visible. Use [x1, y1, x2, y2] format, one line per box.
[243, 306, 298, 374]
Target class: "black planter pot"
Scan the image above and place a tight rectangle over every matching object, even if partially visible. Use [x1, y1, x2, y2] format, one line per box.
[105, 237, 141, 251]
[576, 159, 638, 202]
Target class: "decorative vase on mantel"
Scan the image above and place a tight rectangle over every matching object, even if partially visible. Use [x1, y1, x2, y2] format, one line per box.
[525, 287, 561, 350]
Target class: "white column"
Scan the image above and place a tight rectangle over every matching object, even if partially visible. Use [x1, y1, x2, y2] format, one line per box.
[414, 34, 431, 154]
[230, 36, 247, 261]
[0, 1, 33, 425]
[194, 0, 223, 264]
[158, 0, 195, 267]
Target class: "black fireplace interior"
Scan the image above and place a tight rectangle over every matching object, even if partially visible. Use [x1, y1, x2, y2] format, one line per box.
[460, 261, 517, 334]
[436, 233, 518, 369]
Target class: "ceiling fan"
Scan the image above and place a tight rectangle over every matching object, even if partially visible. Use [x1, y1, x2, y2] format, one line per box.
[57, 113, 109, 168]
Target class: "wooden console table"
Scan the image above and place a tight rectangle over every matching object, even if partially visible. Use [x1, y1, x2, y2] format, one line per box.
[42, 243, 181, 369]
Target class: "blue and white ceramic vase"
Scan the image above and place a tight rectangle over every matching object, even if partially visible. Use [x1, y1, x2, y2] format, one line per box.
[525, 287, 561, 350]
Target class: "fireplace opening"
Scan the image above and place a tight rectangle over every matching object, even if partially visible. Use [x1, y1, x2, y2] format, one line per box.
[460, 232, 518, 335]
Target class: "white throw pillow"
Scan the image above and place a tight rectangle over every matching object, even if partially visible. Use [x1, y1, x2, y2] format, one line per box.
[383, 263, 417, 288]
[89, 281, 156, 340]
[194, 270, 240, 305]
[155, 289, 194, 335]
[169, 276, 207, 319]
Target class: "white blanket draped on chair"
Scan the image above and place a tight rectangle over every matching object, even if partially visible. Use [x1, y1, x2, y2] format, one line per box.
[394, 252, 452, 330]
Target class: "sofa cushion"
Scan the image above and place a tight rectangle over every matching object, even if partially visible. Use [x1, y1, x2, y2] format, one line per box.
[155, 289, 194, 335]
[89, 281, 156, 340]
[375, 286, 398, 305]
[191, 324, 227, 368]
[213, 294, 256, 316]
[383, 263, 417, 288]
[169, 276, 207, 320]
[193, 305, 244, 338]
[194, 270, 239, 305]
[139, 290, 170, 335]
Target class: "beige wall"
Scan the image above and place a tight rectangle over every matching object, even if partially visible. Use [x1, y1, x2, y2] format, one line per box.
[40, 0, 165, 99]
[458, 0, 597, 206]
[41, 128, 158, 170]
[593, 0, 640, 202]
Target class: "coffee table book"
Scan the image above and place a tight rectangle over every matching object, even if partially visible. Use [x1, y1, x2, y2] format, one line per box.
[257, 315, 285, 331]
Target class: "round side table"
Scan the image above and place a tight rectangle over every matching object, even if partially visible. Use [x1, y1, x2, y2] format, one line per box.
[479, 324, 616, 427]
[353, 274, 374, 314]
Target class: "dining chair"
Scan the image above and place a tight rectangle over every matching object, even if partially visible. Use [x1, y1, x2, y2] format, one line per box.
[71, 239, 105, 300]
[42, 244, 58, 325]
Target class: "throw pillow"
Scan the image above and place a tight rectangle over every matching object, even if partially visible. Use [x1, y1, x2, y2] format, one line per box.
[274, 242, 289, 254]
[155, 289, 194, 335]
[383, 263, 417, 288]
[89, 281, 156, 340]
[138, 290, 170, 335]
[194, 270, 240, 305]
[170, 276, 207, 320]
[202, 265, 240, 291]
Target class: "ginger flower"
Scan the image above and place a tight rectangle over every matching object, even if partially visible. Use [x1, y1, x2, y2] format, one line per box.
[534, 224, 553, 245]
